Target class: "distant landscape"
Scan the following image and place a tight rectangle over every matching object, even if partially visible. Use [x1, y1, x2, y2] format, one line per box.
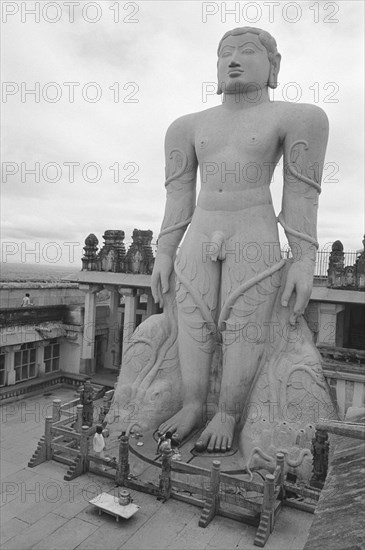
[0, 263, 80, 282]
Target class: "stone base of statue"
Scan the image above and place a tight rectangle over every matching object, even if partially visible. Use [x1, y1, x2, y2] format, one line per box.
[106, 263, 336, 483]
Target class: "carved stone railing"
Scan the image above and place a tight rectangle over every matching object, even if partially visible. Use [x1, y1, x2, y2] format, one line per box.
[81, 229, 155, 275]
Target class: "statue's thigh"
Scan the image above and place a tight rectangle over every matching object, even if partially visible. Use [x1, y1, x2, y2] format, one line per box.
[220, 243, 281, 335]
[175, 233, 221, 320]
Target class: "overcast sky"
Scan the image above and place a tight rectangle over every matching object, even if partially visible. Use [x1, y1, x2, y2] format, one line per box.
[1, 0, 364, 267]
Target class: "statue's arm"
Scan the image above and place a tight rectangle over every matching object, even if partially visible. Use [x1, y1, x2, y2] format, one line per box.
[152, 115, 198, 306]
[280, 105, 329, 323]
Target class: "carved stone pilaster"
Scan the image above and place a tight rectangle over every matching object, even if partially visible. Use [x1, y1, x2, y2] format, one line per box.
[97, 230, 126, 272]
[116, 434, 130, 486]
[81, 234, 99, 271]
[310, 429, 329, 489]
[79, 379, 94, 427]
[158, 448, 172, 501]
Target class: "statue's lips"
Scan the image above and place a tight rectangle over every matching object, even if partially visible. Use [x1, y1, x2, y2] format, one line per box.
[228, 70, 244, 77]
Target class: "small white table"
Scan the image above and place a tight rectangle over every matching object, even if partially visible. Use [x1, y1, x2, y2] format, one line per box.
[89, 492, 140, 522]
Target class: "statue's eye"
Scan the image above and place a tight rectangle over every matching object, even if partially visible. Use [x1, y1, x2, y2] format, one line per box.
[242, 48, 255, 54]
[221, 51, 232, 57]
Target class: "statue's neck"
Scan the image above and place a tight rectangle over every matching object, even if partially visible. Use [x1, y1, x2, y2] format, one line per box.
[222, 87, 271, 110]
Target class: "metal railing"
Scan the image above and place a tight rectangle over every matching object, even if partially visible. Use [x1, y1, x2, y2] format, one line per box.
[280, 249, 358, 277]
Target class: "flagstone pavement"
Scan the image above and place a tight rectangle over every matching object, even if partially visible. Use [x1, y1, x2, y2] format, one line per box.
[1, 388, 313, 549]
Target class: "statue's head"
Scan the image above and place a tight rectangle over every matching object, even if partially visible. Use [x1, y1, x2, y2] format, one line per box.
[217, 27, 281, 95]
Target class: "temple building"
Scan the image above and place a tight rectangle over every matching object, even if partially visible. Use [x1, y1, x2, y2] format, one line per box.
[1, 230, 364, 420]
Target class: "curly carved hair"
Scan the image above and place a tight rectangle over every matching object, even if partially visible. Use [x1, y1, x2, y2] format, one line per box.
[217, 26, 280, 63]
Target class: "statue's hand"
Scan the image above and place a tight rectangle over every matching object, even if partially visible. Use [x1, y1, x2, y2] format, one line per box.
[151, 253, 174, 307]
[281, 260, 314, 325]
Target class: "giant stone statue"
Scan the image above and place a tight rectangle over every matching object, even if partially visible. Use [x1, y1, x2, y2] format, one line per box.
[106, 27, 336, 482]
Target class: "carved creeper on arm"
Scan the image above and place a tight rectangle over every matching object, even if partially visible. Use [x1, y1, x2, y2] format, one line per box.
[279, 105, 329, 325]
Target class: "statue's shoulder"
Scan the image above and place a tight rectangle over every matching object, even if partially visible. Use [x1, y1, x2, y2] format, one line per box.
[274, 101, 329, 129]
[168, 107, 216, 130]
[166, 108, 217, 143]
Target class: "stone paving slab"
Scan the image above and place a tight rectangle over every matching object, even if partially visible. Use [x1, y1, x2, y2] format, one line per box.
[1, 512, 69, 550]
[32, 517, 99, 550]
[166, 514, 221, 550]
[205, 515, 251, 549]
[0, 517, 30, 546]
[119, 498, 199, 550]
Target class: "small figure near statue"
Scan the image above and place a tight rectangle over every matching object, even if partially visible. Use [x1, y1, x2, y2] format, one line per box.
[93, 425, 107, 471]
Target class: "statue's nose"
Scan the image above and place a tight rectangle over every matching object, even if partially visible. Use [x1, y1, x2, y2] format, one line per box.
[229, 59, 241, 68]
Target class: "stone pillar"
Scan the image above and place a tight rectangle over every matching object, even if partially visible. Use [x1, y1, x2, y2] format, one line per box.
[105, 287, 122, 369]
[80, 284, 100, 375]
[76, 404, 83, 433]
[52, 399, 62, 422]
[116, 434, 130, 486]
[121, 288, 137, 366]
[37, 341, 48, 377]
[6, 348, 16, 385]
[317, 303, 345, 346]
[45, 416, 53, 460]
[146, 290, 158, 318]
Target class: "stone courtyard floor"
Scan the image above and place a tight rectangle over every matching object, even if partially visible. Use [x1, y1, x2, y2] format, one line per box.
[1, 388, 314, 549]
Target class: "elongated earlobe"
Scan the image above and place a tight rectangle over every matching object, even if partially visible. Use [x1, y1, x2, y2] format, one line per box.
[268, 53, 281, 89]
[217, 83, 222, 95]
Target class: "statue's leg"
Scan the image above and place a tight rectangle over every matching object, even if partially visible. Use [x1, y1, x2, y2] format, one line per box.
[196, 208, 283, 452]
[159, 225, 220, 440]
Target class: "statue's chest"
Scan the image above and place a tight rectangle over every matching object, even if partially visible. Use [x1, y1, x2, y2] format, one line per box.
[195, 119, 277, 160]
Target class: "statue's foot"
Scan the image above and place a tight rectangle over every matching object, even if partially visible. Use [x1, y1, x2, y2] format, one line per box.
[195, 412, 236, 453]
[159, 403, 203, 441]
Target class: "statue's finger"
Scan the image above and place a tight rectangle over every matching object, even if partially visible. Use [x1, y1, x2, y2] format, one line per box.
[161, 275, 170, 295]
[293, 290, 307, 317]
[281, 280, 295, 307]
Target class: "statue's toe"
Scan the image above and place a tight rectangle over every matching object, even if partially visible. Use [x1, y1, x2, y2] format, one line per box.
[195, 437, 208, 452]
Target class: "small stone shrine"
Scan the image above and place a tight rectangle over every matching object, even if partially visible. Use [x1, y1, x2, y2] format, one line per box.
[81, 229, 155, 275]
[327, 236, 365, 290]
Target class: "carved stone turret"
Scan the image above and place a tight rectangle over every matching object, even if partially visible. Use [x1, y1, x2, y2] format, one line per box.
[355, 235, 365, 289]
[126, 229, 155, 274]
[141, 230, 155, 273]
[82, 234, 99, 271]
[97, 230, 126, 272]
[327, 237, 365, 290]
[327, 240, 344, 288]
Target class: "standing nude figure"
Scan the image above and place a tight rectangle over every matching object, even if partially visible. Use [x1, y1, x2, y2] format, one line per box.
[151, 27, 329, 453]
